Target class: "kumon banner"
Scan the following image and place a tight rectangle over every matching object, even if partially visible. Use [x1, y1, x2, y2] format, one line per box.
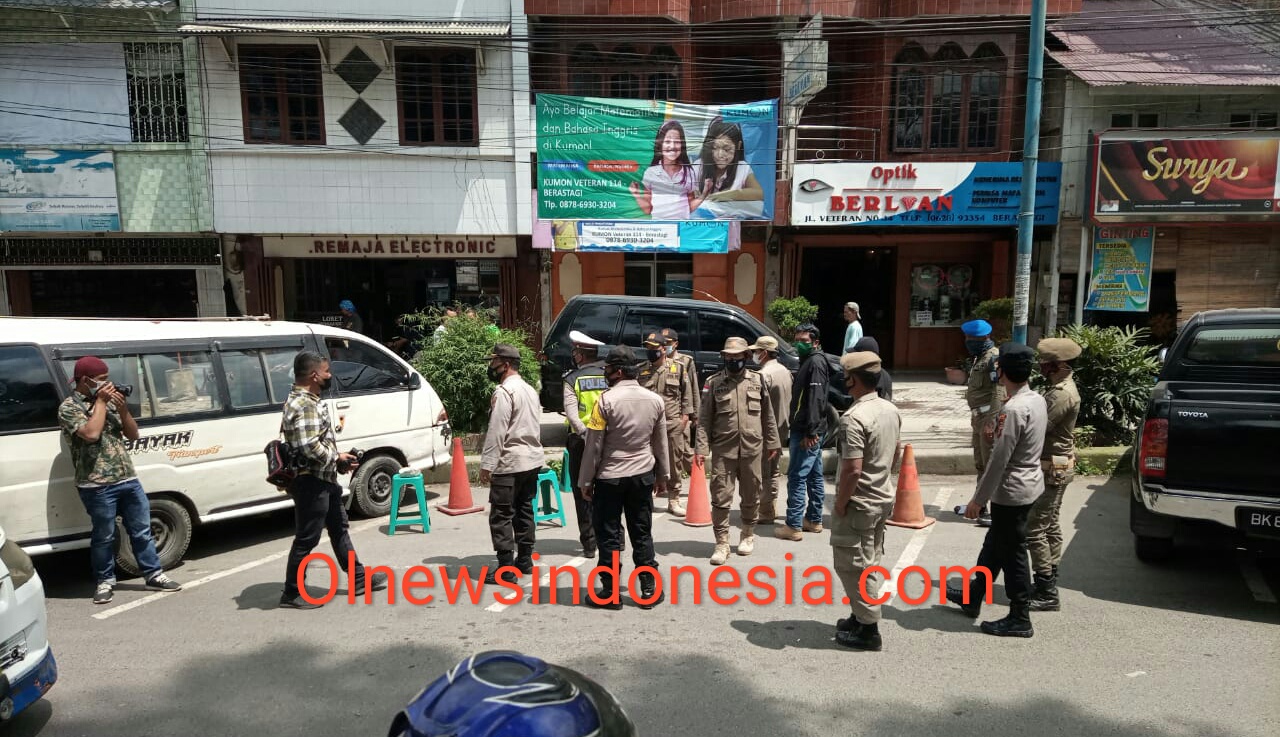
[536, 94, 778, 222]
[1086, 225, 1155, 313]
[1093, 132, 1280, 221]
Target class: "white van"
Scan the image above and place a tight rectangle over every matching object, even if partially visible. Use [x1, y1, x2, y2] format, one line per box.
[0, 317, 451, 576]
[0, 524, 56, 722]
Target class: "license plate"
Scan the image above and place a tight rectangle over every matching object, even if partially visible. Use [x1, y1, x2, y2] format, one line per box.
[1236, 507, 1280, 539]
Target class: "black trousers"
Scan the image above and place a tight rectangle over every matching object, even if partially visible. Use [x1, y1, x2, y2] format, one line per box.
[488, 468, 539, 555]
[973, 501, 1035, 603]
[565, 433, 598, 550]
[591, 472, 657, 586]
[284, 474, 365, 598]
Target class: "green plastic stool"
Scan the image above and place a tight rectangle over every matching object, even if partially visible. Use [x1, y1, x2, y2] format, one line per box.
[533, 461, 568, 528]
[387, 471, 430, 535]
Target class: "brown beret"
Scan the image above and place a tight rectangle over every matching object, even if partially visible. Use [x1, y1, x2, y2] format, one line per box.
[1037, 338, 1082, 362]
[840, 351, 882, 373]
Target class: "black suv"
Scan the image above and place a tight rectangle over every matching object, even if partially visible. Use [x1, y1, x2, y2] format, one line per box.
[539, 295, 799, 412]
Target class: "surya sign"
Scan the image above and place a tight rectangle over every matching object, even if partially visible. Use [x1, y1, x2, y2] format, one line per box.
[1093, 132, 1280, 220]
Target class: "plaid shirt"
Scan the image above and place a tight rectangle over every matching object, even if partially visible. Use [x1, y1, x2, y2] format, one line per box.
[282, 386, 338, 483]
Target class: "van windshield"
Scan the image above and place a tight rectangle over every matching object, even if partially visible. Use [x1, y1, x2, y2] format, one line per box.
[1183, 326, 1280, 366]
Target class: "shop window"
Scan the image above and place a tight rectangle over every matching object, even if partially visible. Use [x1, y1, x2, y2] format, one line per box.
[569, 303, 623, 343]
[908, 264, 979, 329]
[59, 352, 221, 421]
[892, 42, 1004, 153]
[557, 42, 681, 100]
[324, 338, 408, 395]
[396, 48, 478, 146]
[0, 345, 60, 433]
[239, 46, 325, 145]
[624, 254, 694, 298]
[1229, 112, 1278, 128]
[124, 42, 188, 143]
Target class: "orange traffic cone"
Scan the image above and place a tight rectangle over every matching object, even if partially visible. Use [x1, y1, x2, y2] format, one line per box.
[437, 437, 485, 516]
[886, 444, 935, 529]
[682, 457, 712, 527]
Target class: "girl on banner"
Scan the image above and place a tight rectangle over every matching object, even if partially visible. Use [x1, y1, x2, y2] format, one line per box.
[630, 120, 698, 219]
[690, 117, 765, 219]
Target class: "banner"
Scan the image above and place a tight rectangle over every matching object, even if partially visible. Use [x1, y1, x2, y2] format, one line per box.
[1093, 133, 1280, 221]
[536, 94, 777, 222]
[791, 162, 1062, 226]
[1086, 225, 1155, 312]
[549, 220, 730, 253]
[0, 149, 120, 231]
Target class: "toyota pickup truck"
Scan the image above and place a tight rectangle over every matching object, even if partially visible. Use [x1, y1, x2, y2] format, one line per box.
[1130, 308, 1280, 563]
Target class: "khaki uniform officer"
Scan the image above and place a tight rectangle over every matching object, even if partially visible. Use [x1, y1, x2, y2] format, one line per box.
[639, 331, 695, 516]
[580, 345, 670, 610]
[750, 335, 792, 523]
[662, 327, 701, 478]
[830, 351, 902, 652]
[959, 319, 1005, 527]
[1027, 337, 1082, 612]
[695, 337, 781, 566]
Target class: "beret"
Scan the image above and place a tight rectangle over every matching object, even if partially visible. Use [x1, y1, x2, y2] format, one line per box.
[962, 319, 993, 337]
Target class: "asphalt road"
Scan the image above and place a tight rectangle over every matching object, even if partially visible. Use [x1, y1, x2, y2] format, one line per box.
[10, 475, 1280, 737]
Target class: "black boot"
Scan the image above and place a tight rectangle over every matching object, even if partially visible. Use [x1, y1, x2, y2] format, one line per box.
[980, 599, 1034, 638]
[1028, 571, 1060, 612]
[636, 571, 664, 610]
[836, 617, 858, 633]
[836, 622, 883, 651]
[586, 572, 622, 610]
[515, 544, 534, 575]
[946, 578, 984, 618]
[485, 551, 516, 584]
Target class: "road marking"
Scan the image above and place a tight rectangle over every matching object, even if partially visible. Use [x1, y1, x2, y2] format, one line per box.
[1236, 550, 1278, 604]
[92, 518, 385, 620]
[485, 556, 588, 612]
[1126, 671, 1147, 678]
[881, 487, 953, 606]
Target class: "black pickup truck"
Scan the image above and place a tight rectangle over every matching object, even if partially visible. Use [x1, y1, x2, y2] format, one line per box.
[1130, 308, 1280, 562]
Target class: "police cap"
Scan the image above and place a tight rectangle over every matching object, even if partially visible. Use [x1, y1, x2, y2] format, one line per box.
[569, 330, 605, 349]
[487, 344, 521, 361]
[642, 331, 669, 348]
[998, 342, 1037, 372]
[840, 351, 882, 374]
[1037, 337, 1082, 362]
[661, 327, 680, 343]
[604, 345, 640, 368]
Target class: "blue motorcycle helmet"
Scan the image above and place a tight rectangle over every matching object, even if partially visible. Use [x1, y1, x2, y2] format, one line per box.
[389, 651, 637, 737]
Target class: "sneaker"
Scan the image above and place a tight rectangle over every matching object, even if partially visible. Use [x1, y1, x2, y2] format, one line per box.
[774, 525, 803, 542]
[803, 519, 824, 533]
[145, 573, 182, 592]
[356, 571, 389, 594]
[279, 594, 323, 610]
[977, 512, 993, 528]
[93, 581, 114, 605]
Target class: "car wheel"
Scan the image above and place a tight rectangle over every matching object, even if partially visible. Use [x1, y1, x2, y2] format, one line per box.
[1134, 534, 1174, 564]
[114, 497, 193, 578]
[351, 454, 403, 518]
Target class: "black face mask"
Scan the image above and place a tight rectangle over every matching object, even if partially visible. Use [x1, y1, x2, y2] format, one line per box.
[605, 368, 622, 387]
[725, 358, 746, 374]
[646, 349, 664, 362]
[487, 364, 505, 383]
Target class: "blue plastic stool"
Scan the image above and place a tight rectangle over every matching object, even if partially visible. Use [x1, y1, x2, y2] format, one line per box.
[533, 459, 568, 528]
[387, 471, 430, 535]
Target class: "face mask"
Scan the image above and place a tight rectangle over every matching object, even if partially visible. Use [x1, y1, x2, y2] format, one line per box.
[666, 345, 676, 356]
[965, 340, 988, 356]
[605, 369, 622, 387]
[487, 364, 505, 383]
[752, 352, 765, 365]
[794, 341, 813, 357]
[726, 358, 746, 374]
[646, 349, 664, 362]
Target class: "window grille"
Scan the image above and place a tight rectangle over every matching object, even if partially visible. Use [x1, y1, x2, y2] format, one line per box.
[125, 42, 189, 143]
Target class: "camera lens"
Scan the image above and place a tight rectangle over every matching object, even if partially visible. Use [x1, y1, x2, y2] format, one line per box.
[118, 384, 134, 397]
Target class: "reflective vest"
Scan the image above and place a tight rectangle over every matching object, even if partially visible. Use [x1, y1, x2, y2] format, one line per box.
[565, 364, 609, 431]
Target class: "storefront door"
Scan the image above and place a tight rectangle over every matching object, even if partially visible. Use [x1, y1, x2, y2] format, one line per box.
[798, 247, 897, 364]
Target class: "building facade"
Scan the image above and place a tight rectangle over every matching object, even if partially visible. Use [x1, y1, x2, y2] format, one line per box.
[0, 0, 220, 318]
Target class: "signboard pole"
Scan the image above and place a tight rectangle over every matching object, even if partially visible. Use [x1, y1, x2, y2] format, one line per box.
[1012, 0, 1047, 346]
[780, 15, 827, 183]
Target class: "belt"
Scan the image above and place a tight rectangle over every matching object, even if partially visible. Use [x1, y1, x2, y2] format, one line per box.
[971, 405, 992, 415]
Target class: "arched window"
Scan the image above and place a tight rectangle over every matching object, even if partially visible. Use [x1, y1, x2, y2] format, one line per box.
[608, 44, 642, 98]
[646, 45, 680, 100]
[891, 42, 1005, 152]
[569, 44, 602, 96]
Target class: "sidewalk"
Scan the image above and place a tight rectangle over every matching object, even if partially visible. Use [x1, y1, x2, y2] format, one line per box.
[426, 370, 978, 481]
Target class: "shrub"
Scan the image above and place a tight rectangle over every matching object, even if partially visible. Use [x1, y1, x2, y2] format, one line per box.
[409, 310, 540, 435]
[766, 296, 819, 336]
[1034, 324, 1161, 446]
[973, 297, 1014, 342]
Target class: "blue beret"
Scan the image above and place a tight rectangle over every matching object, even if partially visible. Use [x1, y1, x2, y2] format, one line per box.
[339, 300, 356, 311]
[962, 319, 992, 337]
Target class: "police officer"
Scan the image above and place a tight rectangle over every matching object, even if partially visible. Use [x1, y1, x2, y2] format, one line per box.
[1028, 337, 1082, 612]
[661, 327, 700, 470]
[562, 330, 608, 558]
[695, 337, 781, 565]
[749, 335, 791, 523]
[947, 342, 1047, 638]
[580, 346, 669, 610]
[639, 331, 694, 516]
[958, 319, 1004, 527]
[831, 351, 901, 651]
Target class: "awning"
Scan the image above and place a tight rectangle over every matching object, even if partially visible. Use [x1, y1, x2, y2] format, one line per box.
[0, 0, 175, 8]
[178, 19, 511, 38]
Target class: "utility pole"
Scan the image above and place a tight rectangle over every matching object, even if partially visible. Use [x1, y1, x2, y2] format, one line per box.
[1012, 0, 1047, 345]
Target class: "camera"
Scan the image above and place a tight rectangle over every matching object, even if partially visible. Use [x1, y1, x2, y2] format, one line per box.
[337, 447, 365, 474]
[91, 382, 133, 399]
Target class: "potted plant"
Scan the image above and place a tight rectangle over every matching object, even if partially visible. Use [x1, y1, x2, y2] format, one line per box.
[945, 356, 971, 385]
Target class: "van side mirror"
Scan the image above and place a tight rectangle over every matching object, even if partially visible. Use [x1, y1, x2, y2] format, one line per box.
[407, 372, 422, 390]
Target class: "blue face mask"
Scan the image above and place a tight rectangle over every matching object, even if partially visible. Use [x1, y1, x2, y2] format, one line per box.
[965, 339, 989, 356]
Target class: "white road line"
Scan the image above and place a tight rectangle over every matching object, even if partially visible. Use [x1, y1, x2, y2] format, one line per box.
[1237, 550, 1278, 604]
[1126, 671, 1148, 678]
[92, 518, 385, 620]
[880, 487, 954, 607]
[485, 556, 588, 612]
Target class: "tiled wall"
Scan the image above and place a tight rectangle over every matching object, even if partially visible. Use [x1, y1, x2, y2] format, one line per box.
[116, 151, 211, 233]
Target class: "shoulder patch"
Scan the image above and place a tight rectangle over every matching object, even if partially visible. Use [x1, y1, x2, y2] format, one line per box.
[995, 412, 1007, 438]
[585, 400, 607, 431]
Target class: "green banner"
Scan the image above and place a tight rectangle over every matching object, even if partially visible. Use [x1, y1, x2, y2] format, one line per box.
[536, 94, 778, 222]
[1086, 226, 1155, 312]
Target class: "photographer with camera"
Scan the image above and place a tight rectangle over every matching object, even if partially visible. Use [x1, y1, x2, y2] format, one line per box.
[279, 352, 388, 609]
[58, 357, 183, 605]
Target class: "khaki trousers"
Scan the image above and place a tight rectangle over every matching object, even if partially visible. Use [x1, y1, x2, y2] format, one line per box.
[1027, 475, 1071, 576]
[831, 503, 892, 625]
[971, 410, 997, 473]
[709, 453, 762, 543]
[664, 422, 686, 499]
